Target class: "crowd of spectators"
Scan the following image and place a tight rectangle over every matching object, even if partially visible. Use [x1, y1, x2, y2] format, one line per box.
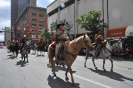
[112, 39, 133, 59]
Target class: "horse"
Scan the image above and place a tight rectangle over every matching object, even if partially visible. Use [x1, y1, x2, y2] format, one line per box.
[31, 43, 38, 55]
[37, 42, 45, 56]
[21, 41, 29, 62]
[84, 37, 123, 72]
[7, 42, 20, 57]
[47, 34, 93, 85]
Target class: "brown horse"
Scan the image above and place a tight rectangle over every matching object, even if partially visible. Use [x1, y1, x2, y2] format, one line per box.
[37, 43, 45, 56]
[47, 34, 93, 85]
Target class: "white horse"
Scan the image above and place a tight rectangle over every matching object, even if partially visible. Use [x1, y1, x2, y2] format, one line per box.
[84, 39, 123, 72]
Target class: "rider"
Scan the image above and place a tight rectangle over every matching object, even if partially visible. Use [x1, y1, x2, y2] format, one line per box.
[94, 29, 106, 56]
[53, 23, 69, 60]
[20, 35, 27, 53]
[39, 38, 43, 44]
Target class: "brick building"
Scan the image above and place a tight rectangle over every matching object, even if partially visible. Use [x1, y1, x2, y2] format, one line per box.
[15, 5, 47, 43]
[11, 0, 36, 40]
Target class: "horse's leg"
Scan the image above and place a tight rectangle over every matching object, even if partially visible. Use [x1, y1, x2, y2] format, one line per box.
[16, 50, 17, 57]
[92, 56, 97, 69]
[108, 56, 113, 72]
[65, 67, 69, 81]
[68, 65, 75, 85]
[24, 55, 25, 62]
[84, 53, 89, 67]
[103, 58, 106, 71]
[62, 61, 64, 67]
[52, 60, 56, 77]
[27, 54, 28, 62]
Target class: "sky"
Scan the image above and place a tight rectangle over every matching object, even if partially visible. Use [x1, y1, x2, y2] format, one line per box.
[0, 0, 54, 41]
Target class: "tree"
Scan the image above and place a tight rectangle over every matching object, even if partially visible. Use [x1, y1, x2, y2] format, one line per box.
[59, 19, 73, 35]
[76, 10, 108, 35]
[40, 28, 50, 41]
[50, 21, 58, 37]
[50, 19, 73, 36]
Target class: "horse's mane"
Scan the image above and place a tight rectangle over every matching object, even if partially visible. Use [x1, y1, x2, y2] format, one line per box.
[70, 36, 83, 44]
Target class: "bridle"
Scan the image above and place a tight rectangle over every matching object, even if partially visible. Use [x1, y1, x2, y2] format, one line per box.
[83, 35, 91, 50]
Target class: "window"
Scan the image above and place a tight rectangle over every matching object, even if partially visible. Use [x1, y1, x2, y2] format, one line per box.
[32, 13, 36, 16]
[39, 20, 43, 22]
[39, 14, 43, 17]
[32, 35, 36, 38]
[32, 18, 36, 22]
[39, 24, 43, 28]
[32, 24, 36, 27]
[32, 30, 36, 33]
[48, 7, 58, 17]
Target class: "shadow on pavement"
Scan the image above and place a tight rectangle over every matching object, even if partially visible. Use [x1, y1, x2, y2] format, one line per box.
[88, 68, 133, 82]
[54, 66, 76, 73]
[6, 54, 16, 60]
[47, 75, 80, 88]
[16, 60, 28, 67]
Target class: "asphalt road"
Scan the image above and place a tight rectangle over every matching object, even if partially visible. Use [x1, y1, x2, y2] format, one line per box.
[0, 47, 133, 88]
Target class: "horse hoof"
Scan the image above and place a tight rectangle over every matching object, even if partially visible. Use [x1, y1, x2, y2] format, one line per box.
[111, 69, 113, 72]
[53, 74, 56, 77]
[66, 77, 69, 81]
[84, 65, 86, 67]
[104, 69, 106, 72]
[95, 67, 98, 69]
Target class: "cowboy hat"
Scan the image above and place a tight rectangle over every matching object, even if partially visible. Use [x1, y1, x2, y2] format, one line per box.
[57, 23, 64, 29]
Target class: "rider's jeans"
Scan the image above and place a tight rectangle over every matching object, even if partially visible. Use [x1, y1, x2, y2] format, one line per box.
[55, 42, 62, 60]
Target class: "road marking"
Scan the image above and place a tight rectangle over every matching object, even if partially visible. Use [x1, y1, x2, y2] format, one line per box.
[73, 74, 112, 88]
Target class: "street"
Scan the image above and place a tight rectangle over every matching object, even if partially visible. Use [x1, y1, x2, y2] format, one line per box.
[0, 47, 133, 88]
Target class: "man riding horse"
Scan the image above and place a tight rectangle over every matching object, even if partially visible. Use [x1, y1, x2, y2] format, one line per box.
[53, 23, 69, 60]
[94, 29, 107, 57]
[20, 35, 28, 53]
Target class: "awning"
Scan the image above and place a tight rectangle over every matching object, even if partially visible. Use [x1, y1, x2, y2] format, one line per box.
[125, 26, 133, 36]
[106, 26, 127, 38]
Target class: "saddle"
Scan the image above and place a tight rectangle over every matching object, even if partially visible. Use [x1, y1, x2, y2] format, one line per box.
[57, 44, 65, 61]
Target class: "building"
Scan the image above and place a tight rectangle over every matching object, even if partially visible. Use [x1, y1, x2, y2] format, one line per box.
[47, 0, 133, 38]
[15, 5, 47, 43]
[4, 27, 11, 42]
[11, 0, 36, 39]
[18, 0, 36, 17]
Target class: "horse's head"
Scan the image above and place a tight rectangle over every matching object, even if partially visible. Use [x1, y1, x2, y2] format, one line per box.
[82, 34, 93, 49]
[109, 39, 123, 50]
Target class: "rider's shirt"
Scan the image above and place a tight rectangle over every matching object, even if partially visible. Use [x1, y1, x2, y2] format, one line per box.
[54, 29, 69, 43]
[21, 38, 27, 45]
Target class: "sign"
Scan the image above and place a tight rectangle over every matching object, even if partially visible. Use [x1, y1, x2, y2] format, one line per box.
[107, 26, 127, 38]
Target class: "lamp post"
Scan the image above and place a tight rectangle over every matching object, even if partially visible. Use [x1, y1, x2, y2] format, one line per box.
[107, 0, 109, 28]
[102, 0, 105, 37]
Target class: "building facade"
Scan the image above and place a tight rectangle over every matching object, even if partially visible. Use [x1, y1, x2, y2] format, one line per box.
[47, 0, 133, 38]
[11, 0, 36, 39]
[4, 27, 11, 42]
[15, 5, 47, 42]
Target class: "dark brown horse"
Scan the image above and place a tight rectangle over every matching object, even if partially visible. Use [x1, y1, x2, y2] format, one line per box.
[37, 42, 46, 56]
